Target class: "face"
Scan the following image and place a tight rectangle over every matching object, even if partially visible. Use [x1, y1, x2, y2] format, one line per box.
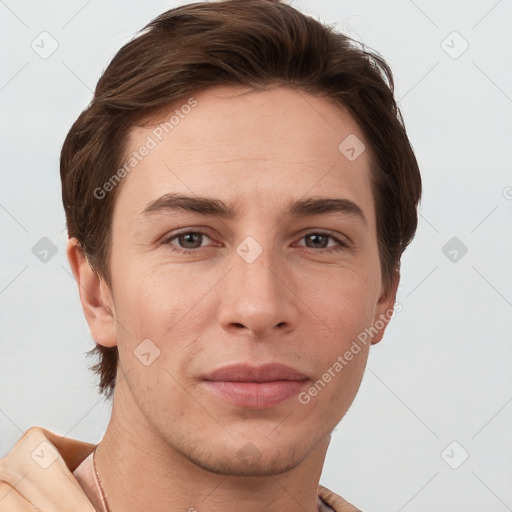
[97, 85, 396, 475]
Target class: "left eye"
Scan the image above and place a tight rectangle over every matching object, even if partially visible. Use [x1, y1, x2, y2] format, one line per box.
[165, 231, 212, 252]
[295, 232, 347, 251]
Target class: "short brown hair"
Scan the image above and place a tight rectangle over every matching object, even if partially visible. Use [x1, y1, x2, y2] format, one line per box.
[61, 0, 421, 400]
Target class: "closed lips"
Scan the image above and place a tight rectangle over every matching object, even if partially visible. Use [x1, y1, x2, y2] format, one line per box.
[202, 363, 308, 382]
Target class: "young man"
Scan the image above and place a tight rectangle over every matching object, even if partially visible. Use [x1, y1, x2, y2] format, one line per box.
[0, 1, 421, 510]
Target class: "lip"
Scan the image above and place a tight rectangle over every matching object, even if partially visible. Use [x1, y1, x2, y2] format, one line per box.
[202, 363, 309, 409]
[202, 362, 308, 382]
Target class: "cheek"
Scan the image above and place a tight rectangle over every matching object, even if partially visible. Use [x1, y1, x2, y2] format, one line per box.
[113, 255, 203, 332]
[302, 264, 379, 335]
[298, 339, 369, 430]
[110, 263, 204, 413]
[296, 272, 376, 416]
[111, 259, 214, 380]
[314, 289, 373, 381]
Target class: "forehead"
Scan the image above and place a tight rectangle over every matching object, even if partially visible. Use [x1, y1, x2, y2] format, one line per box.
[114, 85, 375, 224]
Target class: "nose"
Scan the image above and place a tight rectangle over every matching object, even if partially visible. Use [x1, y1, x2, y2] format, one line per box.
[217, 242, 299, 339]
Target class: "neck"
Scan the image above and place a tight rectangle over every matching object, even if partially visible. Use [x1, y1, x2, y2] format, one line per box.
[95, 377, 330, 512]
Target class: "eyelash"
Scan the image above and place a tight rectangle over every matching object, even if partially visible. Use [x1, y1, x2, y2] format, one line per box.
[162, 230, 349, 254]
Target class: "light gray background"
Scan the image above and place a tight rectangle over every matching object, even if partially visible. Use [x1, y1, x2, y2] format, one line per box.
[1, 1, 511, 511]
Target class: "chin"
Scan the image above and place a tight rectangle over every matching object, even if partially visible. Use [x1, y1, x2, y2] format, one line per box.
[193, 447, 306, 477]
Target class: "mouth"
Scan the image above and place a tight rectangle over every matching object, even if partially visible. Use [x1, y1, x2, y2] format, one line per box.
[201, 362, 309, 409]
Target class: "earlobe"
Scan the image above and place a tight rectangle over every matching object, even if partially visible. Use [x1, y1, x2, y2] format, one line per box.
[370, 270, 400, 346]
[66, 238, 118, 348]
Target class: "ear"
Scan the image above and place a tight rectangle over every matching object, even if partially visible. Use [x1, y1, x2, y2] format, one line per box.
[370, 269, 400, 346]
[66, 237, 117, 348]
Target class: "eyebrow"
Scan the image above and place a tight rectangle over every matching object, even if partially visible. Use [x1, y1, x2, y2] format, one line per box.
[141, 192, 367, 226]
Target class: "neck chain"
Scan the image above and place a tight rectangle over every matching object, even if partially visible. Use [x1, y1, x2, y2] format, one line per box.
[92, 446, 112, 512]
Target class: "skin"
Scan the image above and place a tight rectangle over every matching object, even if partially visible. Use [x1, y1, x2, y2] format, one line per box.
[67, 85, 398, 512]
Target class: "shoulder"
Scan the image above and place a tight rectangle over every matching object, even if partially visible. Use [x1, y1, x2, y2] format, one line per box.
[0, 480, 42, 511]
